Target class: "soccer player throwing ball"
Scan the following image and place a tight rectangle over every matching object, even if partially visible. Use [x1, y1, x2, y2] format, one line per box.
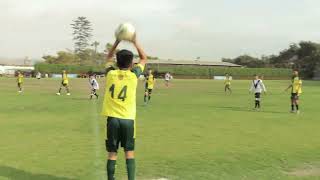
[144, 69, 155, 104]
[249, 74, 267, 110]
[101, 37, 147, 180]
[17, 71, 24, 93]
[285, 70, 302, 114]
[56, 70, 70, 96]
[89, 74, 99, 99]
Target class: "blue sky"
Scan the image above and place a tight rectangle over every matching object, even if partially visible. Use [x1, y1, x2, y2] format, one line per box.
[1, 0, 320, 61]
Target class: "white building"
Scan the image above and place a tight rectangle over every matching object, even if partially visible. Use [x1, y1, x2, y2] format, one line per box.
[0, 65, 34, 75]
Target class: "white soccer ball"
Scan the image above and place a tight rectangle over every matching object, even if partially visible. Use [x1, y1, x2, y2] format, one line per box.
[115, 23, 136, 41]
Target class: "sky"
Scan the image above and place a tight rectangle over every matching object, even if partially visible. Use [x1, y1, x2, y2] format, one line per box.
[1, 0, 320, 61]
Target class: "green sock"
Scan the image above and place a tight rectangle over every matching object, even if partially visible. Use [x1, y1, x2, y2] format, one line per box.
[107, 160, 116, 180]
[126, 159, 135, 180]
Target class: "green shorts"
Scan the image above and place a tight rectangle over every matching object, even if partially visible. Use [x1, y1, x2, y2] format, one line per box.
[106, 117, 135, 152]
[145, 88, 153, 95]
[61, 81, 68, 86]
[291, 93, 299, 100]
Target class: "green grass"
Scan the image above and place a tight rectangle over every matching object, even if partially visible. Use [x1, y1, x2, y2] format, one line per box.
[0, 78, 320, 180]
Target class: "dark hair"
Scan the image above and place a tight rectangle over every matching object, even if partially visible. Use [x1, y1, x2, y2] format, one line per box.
[116, 50, 133, 69]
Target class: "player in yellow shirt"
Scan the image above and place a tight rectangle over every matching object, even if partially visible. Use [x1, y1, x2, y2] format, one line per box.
[224, 73, 232, 94]
[285, 70, 302, 114]
[17, 71, 24, 93]
[102, 37, 147, 180]
[144, 69, 155, 104]
[56, 70, 70, 96]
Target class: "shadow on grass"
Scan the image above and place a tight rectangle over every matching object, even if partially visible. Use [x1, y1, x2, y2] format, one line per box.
[210, 106, 286, 114]
[0, 166, 76, 180]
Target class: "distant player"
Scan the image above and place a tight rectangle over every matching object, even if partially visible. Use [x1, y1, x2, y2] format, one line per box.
[224, 73, 232, 94]
[144, 69, 155, 104]
[249, 74, 267, 110]
[89, 74, 99, 99]
[17, 71, 24, 93]
[285, 70, 302, 114]
[164, 72, 172, 87]
[36, 72, 41, 80]
[56, 70, 71, 96]
[101, 37, 147, 180]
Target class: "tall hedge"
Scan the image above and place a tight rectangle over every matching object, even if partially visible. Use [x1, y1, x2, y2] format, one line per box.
[34, 63, 104, 74]
[147, 64, 292, 78]
[35, 63, 292, 78]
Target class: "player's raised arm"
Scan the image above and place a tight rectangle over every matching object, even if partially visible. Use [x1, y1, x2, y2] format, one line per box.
[132, 37, 147, 66]
[106, 39, 121, 63]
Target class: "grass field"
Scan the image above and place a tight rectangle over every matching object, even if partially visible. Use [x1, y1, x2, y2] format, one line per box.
[0, 78, 320, 180]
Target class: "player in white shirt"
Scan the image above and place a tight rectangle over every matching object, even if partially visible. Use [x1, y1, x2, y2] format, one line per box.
[89, 74, 99, 99]
[249, 74, 267, 110]
[36, 72, 41, 80]
[164, 72, 172, 87]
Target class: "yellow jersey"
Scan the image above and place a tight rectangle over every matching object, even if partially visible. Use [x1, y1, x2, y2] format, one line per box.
[17, 74, 24, 83]
[62, 73, 69, 84]
[101, 64, 144, 120]
[146, 74, 155, 89]
[292, 77, 302, 94]
[224, 77, 231, 85]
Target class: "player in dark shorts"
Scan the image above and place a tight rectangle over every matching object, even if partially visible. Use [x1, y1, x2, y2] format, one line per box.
[101, 37, 147, 180]
[56, 70, 70, 96]
[249, 74, 267, 110]
[224, 73, 232, 94]
[89, 74, 99, 99]
[17, 71, 24, 93]
[164, 72, 172, 87]
[285, 70, 302, 114]
[144, 69, 155, 104]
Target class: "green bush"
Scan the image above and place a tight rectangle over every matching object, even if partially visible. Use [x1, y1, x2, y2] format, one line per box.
[35, 63, 292, 79]
[147, 64, 292, 78]
[34, 63, 104, 74]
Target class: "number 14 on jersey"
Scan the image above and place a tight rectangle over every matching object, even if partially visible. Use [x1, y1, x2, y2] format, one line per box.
[109, 84, 127, 101]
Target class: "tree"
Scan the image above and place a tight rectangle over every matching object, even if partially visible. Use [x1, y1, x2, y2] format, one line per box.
[222, 55, 265, 68]
[91, 41, 100, 54]
[265, 41, 320, 78]
[42, 51, 80, 65]
[295, 41, 320, 78]
[71, 17, 92, 55]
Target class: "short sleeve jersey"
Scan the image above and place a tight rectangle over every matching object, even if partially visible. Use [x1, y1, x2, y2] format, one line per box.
[17, 74, 23, 83]
[101, 64, 144, 120]
[146, 74, 155, 89]
[224, 77, 231, 85]
[62, 73, 69, 84]
[292, 77, 302, 94]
